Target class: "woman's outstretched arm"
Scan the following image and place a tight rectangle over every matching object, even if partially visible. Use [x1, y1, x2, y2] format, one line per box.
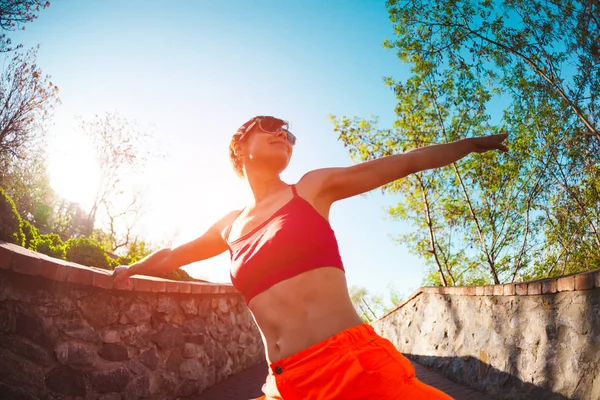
[112, 210, 240, 285]
[312, 133, 508, 202]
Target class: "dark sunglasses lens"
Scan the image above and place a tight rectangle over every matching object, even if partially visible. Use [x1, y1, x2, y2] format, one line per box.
[286, 131, 297, 145]
[260, 118, 282, 132]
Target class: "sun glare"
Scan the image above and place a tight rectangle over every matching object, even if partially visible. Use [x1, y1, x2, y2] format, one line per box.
[46, 123, 100, 212]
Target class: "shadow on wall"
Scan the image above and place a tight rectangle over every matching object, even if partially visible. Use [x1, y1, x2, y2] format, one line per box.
[405, 354, 569, 400]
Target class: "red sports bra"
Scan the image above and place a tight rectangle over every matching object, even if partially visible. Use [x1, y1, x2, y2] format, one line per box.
[226, 185, 345, 304]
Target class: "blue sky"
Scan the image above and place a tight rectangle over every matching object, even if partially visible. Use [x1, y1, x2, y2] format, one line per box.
[10, 0, 430, 306]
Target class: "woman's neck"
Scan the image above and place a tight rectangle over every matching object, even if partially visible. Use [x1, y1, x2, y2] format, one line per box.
[245, 171, 288, 204]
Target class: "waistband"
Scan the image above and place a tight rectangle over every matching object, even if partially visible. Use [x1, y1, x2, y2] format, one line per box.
[268, 323, 377, 375]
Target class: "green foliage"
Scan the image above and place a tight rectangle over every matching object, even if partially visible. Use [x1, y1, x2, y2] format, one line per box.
[0, 149, 56, 229]
[33, 233, 66, 259]
[349, 285, 401, 322]
[332, 0, 599, 285]
[161, 268, 195, 282]
[0, 187, 24, 245]
[50, 199, 89, 239]
[116, 239, 154, 265]
[21, 219, 40, 249]
[65, 237, 112, 270]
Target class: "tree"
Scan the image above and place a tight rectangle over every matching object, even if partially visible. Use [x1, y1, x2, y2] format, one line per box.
[0, 0, 50, 53]
[385, 0, 598, 140]
[332, 0, 599, 285]
[49, 199, 88, 238]
[0, 46, 59, 158]
[0, 145, 56, 227]
[348, 285, 401, 322]
[79, 112, 152, 246]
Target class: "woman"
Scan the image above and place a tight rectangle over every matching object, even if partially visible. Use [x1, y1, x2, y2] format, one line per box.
[113, 116, 508, 399]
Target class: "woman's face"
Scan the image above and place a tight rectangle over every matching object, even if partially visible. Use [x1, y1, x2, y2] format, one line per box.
[240, 126, 294, 175]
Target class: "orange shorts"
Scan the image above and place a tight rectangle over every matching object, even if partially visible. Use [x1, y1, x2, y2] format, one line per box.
[257, 324, 453, 400]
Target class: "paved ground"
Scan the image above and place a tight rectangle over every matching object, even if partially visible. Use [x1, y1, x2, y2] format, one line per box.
[197, 360, 488, 400]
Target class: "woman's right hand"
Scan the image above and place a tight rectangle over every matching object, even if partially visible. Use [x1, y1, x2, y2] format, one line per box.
[112, 265, 133, 288]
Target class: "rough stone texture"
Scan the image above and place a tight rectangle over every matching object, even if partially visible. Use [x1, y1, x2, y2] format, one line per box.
[88, 366, 130, 393]
[55, 341, 97, 366]
[0, 264, 263, 399]
[45, 365, 86, 396]
[373, 287, 600, 400]
[99, 343, 129, 361]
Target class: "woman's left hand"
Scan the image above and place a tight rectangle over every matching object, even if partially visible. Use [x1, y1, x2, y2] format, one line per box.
[470, 133, 509, 153]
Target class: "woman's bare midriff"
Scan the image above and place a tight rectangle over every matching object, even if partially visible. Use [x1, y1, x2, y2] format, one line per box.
[247, 266, 364, 364]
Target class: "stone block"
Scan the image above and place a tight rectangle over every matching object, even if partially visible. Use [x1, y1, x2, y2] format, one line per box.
[475, 286, 485, 296]
[0, 334, 53, 366]
[92, 271, 114, 290]
[527, 282, 542, 295]
[166, 348, 183, 373]
[0, 244, 11, 269]
[515, 283, 528, 295]
[558, 276, 575, 292]
[77, 293, 118, 328]
[542, 279, 558, 294]
[140, 347, 158, 370]
[88, 366, 130, 393]
[575, 273, 595, 290]
[102, 330, 121, 343]
[190, 283, 211, 294]
[178, 282, 192, 294]
[157, 295, 179, 314]
[12, 247, 43, 276]
[503, 284, 516, 296]
[165, 280, 179, 293]
[99, 343, 129, 361]
[178, 379, 200, 397]
[184, 318, 206, 335]
[125, 301, 152, 323]
[0, 349, 45, 389]
[0, 382, 37, 400]
[60, 320, 100, 343]
[0, 307, 15, 332]
[132, 277, 161, 292]
[45, 365, 86, 396]
[66, 265, 94, 286]
[484, 286, 494, 296]
[152, 324, 184, 349]
[122, 374, 151, 400]
[39, 256, 68, 281]
[180, 298, 198, 315]
[15, 309, 53, 347]
[55, 341, 96, 366]
[180, 358, 203, 380]
[183, 342, 203, 358]
[493, 285, 504, 296]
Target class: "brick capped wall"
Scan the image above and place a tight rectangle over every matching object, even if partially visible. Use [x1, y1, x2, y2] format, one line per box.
[373, 269, 600, 400]
[0, 241, 264, 399]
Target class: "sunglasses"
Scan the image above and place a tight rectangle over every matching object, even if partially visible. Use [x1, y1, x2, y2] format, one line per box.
[239, 117, 297, 145]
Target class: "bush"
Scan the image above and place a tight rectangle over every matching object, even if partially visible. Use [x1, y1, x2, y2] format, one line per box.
[22, 219, 40, 250]
[33, 233, 66, 260]
[162, 268, 195, 281]
[0, 187, 24, 246]
[65, 237, 112, 270]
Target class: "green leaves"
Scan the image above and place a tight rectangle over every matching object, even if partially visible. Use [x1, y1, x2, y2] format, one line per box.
[332, 0, 599, 285]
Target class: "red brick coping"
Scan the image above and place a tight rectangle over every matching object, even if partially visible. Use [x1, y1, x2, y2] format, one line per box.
[377, 267, 600, 322]
[0, 241, 238, 295]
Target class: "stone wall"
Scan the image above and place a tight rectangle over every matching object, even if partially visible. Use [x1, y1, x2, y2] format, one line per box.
[372, 269, 600, 400]
[0, 241, 264, 399]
